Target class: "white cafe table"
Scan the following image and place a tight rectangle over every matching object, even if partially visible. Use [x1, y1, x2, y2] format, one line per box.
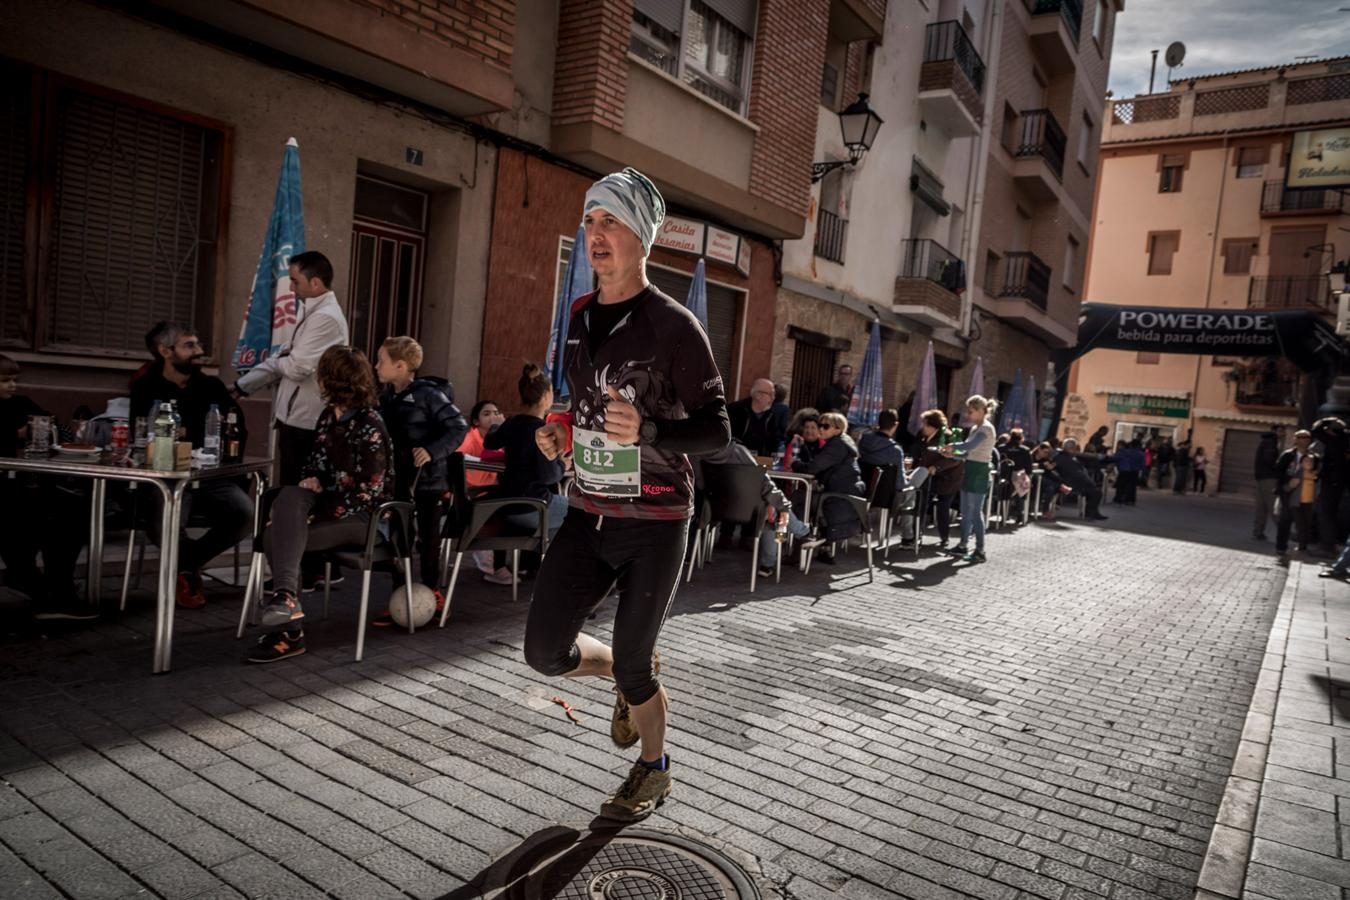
[0, 452, 270, 674]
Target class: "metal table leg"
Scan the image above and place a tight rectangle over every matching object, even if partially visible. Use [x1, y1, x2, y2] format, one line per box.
[153, 480, 188, 674]
[88, 479, 106, 604]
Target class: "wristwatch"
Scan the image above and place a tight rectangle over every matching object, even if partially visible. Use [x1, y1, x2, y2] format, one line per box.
[639, 419, 658, 445]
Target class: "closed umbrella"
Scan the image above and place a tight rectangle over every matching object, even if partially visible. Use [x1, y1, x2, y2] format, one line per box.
[545, 224, 593, 402]
[969, 356, 985, 398]
[849, 319, 884, 428]
[686, 258, 709, 330]
[1023, 375, 1038, 438]
[233, 138, 304, 371]
[907, 341, 939, 435]
[1000, 368, 1024, 432]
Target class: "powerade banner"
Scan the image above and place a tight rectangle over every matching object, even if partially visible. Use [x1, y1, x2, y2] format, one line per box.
[1072, 303, 1347, 372]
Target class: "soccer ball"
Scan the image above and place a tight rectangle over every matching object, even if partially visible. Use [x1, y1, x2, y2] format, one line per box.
[388, 583, 439, 629]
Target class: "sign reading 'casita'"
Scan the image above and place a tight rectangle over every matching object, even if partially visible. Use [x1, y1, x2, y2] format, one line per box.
[651, 214, 750, 276]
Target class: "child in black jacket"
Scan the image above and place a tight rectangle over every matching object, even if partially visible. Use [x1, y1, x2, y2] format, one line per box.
[375, 337, 469, 595]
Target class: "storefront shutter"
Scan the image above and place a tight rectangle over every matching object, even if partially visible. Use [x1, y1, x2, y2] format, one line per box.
[646, 266, 740, 388]
[0, 63, 29, 346]
[634, 0, 686, 34]
[702, 0, 758, 37]
[43, 85, 221, 356]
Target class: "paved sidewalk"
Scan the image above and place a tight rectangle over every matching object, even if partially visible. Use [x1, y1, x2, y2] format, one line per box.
[1197, 558, 1350, 900]
[0, 492, 1286, 898]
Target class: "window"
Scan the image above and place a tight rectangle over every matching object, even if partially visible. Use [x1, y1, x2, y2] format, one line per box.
[1222, 238, 1257, 275]
[820, 34, 845, 109]
[1236, 146, 1265, 178]
[983, 251, 1001, 294]
[1136, 352, 1160, 365]
[631, 1, 758, 116]
[1, 63, 226, 357]
[1092, 0, 1109, 45]
[1000, 103, 1017, 153]
[1147, 232, 1179, 275]
[1077, 113, 1094, 170]
[1159, 154, 1185, 193]
[1063, 237, 1079, 289]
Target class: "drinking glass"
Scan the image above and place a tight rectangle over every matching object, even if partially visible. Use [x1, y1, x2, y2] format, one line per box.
[27, 415, 52, 454]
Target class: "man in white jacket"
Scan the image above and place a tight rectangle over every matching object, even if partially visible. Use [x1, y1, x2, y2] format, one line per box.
[232, 251, 349, 485]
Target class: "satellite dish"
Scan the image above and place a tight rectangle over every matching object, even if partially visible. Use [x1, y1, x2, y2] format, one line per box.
[1165, 42, 1186, 68]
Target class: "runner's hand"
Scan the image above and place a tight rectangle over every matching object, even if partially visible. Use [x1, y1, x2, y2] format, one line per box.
[412, 447, 430, 467]
[605, 385, 641, 445]
[536, 422, 567, 460]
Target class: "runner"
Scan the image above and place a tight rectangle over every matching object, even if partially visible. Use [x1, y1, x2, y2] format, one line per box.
[528, 167, 730, 821]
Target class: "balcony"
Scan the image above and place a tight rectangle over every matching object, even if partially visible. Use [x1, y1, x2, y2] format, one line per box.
[894, 239, 964, 327]
[1009, 109, 1066, 201]
[814, 209, 848, 264]
[1233, 358, 1303, 410]
[1260, 181, 1349, 217]
[1248, 275, 1334, 312]
[985, 250, 1074, 345]
[918, 21, 985, 137]
[1000, 251, 1051, 310]
[1026, 0, 1081, 76]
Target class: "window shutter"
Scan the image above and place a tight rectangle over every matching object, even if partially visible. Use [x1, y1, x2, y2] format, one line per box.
[634, 0, 686, 34]
[0, 63, 29, 345]
[44, 86, 220, 356]
[702, 0, 758, 37]
[645, 266, 739, 385]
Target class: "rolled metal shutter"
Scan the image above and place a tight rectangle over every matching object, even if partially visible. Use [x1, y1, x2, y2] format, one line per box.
[703, 0, 758, 36]
[634, 0, 686, 34]
[0, 62, 29, 345]
[646, 267, 739, 386]
[1218, 428, 1263, 496]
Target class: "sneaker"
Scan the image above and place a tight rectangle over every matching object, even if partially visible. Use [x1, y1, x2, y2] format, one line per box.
[611, 653, 660, 749]
[944, 545, 969, 557]
[963, 550, 987, 563]
[33, 601, 100, 621]
[371, 590, 445, 627]
[483, 568, 515, 586]
[599, 758, 673, 822]
[1318, 569, 1348, 580]
[758, 566, 775, 578]
[247, 629, 305, 663]
[259, 591, 304, 628]
[175, 572, 206, 609]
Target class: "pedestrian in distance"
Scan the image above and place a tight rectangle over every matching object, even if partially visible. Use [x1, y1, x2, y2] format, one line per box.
[1311, 416, 1347, 556]
[1192, 447, 1208, 494]
[527, 167, 731, 822]
[1274, 429, 1318, 566]
[1252, 428, 1281, 540]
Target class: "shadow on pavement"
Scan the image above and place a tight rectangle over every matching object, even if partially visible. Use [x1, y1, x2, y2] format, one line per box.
[436, 820, 629, 899]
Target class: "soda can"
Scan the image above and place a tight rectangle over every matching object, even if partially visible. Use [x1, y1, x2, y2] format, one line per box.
[111, 420, 129, 451]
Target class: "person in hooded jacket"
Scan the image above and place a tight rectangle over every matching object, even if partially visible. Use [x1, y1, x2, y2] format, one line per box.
[375, 337, 468, 594]
[792, 412, 864, 562]
[1252, 428, 1282, 540]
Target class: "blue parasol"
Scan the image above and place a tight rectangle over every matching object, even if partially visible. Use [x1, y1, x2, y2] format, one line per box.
[545, 224, 593, 402]
[849, 319, 884, 427]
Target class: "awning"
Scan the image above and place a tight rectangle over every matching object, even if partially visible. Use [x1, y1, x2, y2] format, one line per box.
[910, 158, 951, 217]
[1093, 385, 1191, 399]
[1192, 407, 1298, 425]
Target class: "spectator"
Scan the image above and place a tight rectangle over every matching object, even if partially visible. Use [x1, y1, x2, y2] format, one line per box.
[912, 409, 963, 549]
[1085, 426, 1109, 454]
[1312, 416, 1347, 555]
[1037, 439, 1107, 521]
[1113, 439, 1145, 506]
[1275, 429, 1318, 565]
[1192, 447, 1208, 494]
[481, 363, 568, 584]
[941, 395, 998, 563]
[1155, 438, 1174, 488]
[375, 335, 468, 603]
[782, 409, 823, 470]
[792, 412, 864, 563]
[1171, 440, 1192, 494]
[858, 408, 927, 492]
[461, 400, 506, 492]
[1003, 428, 1033, 473]
[1252, 429, 1281, 540]
[815, 364, 854, 414]
[727, 378, 782, 458]
[0, 355, 95, 621]
[250, 346, 392, 663]
[1141, 438, 1154, 489]
[130, 323, 252, 610]
[769, 384, 790, 447]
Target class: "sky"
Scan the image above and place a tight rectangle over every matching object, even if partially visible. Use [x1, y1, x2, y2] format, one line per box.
[1106, 0, 1350, 99]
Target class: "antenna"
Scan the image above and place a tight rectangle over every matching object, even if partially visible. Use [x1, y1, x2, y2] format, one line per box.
[1164, 41, 1186, 85]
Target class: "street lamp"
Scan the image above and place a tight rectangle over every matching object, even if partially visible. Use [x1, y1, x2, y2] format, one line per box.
[811, 93, 884, 183]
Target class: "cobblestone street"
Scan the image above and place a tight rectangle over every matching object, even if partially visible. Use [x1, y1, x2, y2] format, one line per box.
[0, 492, 1296, 898]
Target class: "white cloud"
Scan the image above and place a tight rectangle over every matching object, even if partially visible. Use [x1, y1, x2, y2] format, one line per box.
[1107, 0, 1350, 98]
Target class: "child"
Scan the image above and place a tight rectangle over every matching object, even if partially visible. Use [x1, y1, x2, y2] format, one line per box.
[0, 355, 96, 620]
[375, 337, 468, 605]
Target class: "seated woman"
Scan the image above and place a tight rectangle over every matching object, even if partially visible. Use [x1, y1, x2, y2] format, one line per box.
[460, 400, 505, 494]
[791, 411, 864, 563]
[251, 346, 393, 663]
[481, 363, 568, 585]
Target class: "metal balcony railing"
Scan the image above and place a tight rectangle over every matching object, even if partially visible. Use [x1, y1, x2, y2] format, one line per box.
[1028, 0, 1083, 42]
[923, 21, 986, 94]
[814, 209, 848, 264]
[1000, 251, 1051, 310]
[1260, 181, 1350, 215]
[1012, 109, 1066, 178]
[900, 239, 964, 292]
[1248, 275, 1333, 311]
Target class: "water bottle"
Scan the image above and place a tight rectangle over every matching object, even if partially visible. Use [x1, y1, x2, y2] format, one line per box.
[775, 511, 789, 544]
[153, 402, 176, 471]
[203, 404, 221, 465]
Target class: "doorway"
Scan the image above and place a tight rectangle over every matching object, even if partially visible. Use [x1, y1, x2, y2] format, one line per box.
[1112, 420, 1178, 448]
[348, 175, 428, 361]
[790, 341, 837, 412]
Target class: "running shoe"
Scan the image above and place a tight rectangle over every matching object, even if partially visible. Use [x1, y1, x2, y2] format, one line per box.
[259, 591, 304, 627]
[963, 550, 987, 563]
[944, 545, 968, 557]
[176, 572, 206, 609]
[247, 629, 305, 663]
[599, 758, 673, 822]
[611, 652, 660, 749]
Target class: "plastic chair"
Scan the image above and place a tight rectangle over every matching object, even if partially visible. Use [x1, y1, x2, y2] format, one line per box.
[801, 491, 875, 583]
[695, 462, 770, 592]
[437, 453, 550, 622]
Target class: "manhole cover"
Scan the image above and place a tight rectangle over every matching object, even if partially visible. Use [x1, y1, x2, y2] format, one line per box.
[485, 828, 760, 900]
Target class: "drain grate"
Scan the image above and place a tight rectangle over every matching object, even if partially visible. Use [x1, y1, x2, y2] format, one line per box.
[490, 828, 760, 900]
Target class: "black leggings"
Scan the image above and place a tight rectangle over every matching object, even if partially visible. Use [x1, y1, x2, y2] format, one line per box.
[933, 492, 957, 542]
[524, 510, 689, 707]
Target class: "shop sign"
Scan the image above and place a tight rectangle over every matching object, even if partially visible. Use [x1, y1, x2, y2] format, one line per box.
[1287, 127, 1350, 190]
[705, 226, 740, 267]
[736, 237, 751, 277]
[653, 216, 704, 255]
[651, 215, 751, 276]
[1106, 393, 1190, 419]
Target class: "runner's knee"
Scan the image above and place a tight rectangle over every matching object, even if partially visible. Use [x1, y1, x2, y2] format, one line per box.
[524, 634, 579, 677]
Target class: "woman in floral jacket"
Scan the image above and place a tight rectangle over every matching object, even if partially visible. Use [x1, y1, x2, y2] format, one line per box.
[251, 346, 393, 663]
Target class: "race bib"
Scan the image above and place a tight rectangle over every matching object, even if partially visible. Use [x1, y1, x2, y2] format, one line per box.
[573, 426, 641, 497]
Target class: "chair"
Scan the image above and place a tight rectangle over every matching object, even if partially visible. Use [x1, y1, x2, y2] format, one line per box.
[801, 491, 875, 583]
[118, 489, 245, 611]
[235, 491, 416, 662]
[437, 453, 551, 623]
[694, 462, 770, 592]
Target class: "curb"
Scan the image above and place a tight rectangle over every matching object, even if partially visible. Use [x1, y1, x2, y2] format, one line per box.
[1193, 559, 1299, 900]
